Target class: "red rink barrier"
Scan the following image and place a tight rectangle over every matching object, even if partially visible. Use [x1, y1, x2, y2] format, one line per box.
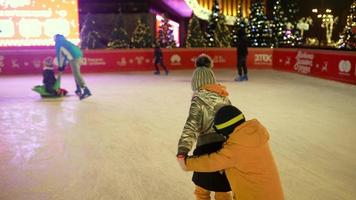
[273, 48, 356, 85]
[0, 47, 355, 85]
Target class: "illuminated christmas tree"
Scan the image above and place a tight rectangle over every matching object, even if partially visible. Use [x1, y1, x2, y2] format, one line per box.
[216, 14, 232, 47]
[107, 14, 129, 48]
[206, 0, 220, 47]
[186, 15, 206, 47]
[158, 14, 176, 48]
[231, 3, 248, 47]
[80, 13, 106, 49]
[247, 0, 272, 47]
[338, 1, 356, 50]
[206, 0, 231, 47]
[271, 0, 287, 47]
[130, 18, 153, 48]
[286, 0, 300, 25]
[286, 0, 302, 46]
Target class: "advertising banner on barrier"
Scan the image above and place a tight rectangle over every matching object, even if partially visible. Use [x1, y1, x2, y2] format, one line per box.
[0, 50, 49, 75]
[0, 47, 355, 85]
[95, 48, 238, 71]
[0, 48, 238, 75]
[0, 48, 276, 75]
[273, 49, 356, 84]
[247, 48, 273, 69]
[0, 49, 121, 75]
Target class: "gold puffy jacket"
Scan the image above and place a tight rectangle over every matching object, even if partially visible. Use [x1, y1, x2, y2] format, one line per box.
[177, 84, 231, 155]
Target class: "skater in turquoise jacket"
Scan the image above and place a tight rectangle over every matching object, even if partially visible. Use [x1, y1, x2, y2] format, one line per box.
[54, 34, 91, 100]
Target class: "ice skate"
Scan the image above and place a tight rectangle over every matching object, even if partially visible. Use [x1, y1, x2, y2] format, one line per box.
[236, 76, 244, 82]
[75, 88, 82, 96]
[243, 75, 248, 81]
[80, 87, 91, 100]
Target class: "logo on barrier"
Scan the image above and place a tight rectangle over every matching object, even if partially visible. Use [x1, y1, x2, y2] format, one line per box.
[0, 56, 4, 73]
[116, 57, 127, 66]
[254, 54, 272, 66]
[322, 61, 328, 72]
[170, 54, 181, 65]
[213, 55, 226, 63]
[33, 59, 41, 68]
[294, 51, 314, 74]
[338, 60, 351, 75]
[82, 57, 106, 66]
[11, 59, 19, 68]
[135, 56, 144, 65]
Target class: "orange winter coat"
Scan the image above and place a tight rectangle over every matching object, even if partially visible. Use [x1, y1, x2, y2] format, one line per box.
[185, 119, 284, 200]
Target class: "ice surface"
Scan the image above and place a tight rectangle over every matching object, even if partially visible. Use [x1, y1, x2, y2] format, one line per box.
[1, 69, 356, 200]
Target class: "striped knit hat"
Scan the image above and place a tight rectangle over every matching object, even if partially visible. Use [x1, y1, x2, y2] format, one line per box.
[191, 67, 216, 91]
[214, 105, 246, 137]
[191, 54, 216, 91]
[194, 53, 214, 68]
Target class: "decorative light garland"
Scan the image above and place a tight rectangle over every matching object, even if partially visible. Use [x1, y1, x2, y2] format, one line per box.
[184, 0, 237, 25]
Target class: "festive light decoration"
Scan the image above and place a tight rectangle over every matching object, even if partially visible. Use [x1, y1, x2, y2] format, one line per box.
[156, 14, 179, 48]
[205, 0, 231, 48]
[247, 0, 272, 47]
[285, 0, 302, 46]
[80, 13, 106, 49]
[337, 1, 356, 50]
[215, 14, 232, 47]
[231, 3, 248, 47]
[0, 0, 32, 9]
[107, 14, 129, 49]
[317, 9, 338, 45]
[157, 13, 177, 48]
[130, 18, 153, 48]
[185, 15, 206, 47]
[184, 0, 237, 25]
[286, 0, 299, 26]
[297, 17, 313, 39]
[271, 0, 287, 47]
[0, 0, 79, 46]
[206, 0, 220, 47]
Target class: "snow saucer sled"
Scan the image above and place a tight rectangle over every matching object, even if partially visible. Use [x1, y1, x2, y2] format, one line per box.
[32, 85, 68, 98]
[32, 72, 68, 98]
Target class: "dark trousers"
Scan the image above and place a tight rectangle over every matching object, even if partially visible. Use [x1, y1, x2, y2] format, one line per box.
[192, 142, 231, 192]
[237, 56, 247, 76]
[154, 60, 168, 73]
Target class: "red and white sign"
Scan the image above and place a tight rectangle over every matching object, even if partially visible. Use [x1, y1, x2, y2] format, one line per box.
[247, 48, 273, 68]
[273, 48, 356, 84]
[0, 47, 355, 85]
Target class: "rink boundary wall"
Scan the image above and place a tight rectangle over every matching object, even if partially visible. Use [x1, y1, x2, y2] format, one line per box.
[0, 48, 355, 85]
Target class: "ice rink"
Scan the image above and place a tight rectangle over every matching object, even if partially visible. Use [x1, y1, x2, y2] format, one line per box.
[1, 69, 356, 200]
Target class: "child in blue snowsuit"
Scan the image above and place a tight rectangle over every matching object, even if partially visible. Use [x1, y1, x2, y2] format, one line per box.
[54, 34, 91, 100]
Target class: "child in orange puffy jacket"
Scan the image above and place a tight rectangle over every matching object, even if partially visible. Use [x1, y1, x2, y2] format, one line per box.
[177, 105, 284, 200]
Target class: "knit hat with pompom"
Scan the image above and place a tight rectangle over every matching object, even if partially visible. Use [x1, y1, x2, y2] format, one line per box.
[191, 54, 216, 91]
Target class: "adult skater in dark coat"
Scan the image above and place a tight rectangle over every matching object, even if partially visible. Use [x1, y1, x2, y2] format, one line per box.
[235, 29, 249, 82]
[153, 42, 169, 75]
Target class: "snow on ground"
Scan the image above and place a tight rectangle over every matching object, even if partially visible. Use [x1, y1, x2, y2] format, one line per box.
[0, 69, 356, 200]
